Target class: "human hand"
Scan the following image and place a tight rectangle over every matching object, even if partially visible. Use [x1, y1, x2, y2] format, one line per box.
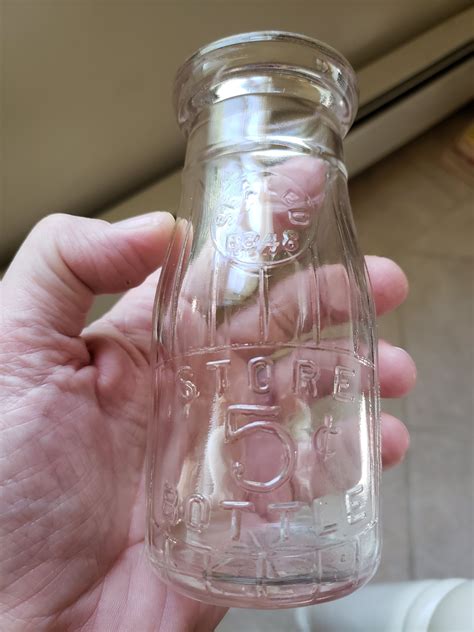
[0, 211, 414, 631]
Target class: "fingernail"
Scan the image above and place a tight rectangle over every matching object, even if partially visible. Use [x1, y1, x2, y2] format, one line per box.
[113, 212, 171, 230]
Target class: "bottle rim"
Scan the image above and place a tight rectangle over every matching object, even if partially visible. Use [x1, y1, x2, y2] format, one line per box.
[174, 31, 359, 138]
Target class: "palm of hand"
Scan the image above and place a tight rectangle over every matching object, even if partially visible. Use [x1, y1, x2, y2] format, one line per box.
[1, 301, 224, 632]
[0, 215, 224, 632]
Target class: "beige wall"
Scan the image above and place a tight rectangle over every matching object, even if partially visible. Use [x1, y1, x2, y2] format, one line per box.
[1, 0, 470, 264]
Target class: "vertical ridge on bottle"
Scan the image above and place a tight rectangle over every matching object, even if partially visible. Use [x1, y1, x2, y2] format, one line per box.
[171, 221, 192, 357]
[310, 246, 321, 345]
[259, 266, 269, 343]
[209, 250, 219, 348]
[349, 262, 362, 356]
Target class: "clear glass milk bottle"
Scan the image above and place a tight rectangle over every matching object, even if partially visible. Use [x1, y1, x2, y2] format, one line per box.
[146, 31, 381, 608]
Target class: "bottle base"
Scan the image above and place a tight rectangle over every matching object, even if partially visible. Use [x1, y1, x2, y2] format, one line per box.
[147, 537, 380, 609]
[152, 564, 378, 609]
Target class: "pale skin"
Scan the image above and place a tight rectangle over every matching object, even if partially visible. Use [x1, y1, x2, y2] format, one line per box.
[0, 211, 415, 631]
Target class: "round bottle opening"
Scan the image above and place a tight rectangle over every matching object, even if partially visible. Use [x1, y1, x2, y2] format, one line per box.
[174, 31, 358, 138]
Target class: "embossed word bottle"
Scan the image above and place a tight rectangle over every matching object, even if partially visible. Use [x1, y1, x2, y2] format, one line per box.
[146, 32, 381, 608]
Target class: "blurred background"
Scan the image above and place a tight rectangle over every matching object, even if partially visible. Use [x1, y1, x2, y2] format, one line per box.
[1, 0, 473, 616]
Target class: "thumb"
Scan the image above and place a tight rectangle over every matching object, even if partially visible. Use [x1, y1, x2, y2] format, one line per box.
[1, 212, 174, 338]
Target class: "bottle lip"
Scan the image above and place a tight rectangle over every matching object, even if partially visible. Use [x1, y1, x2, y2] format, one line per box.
[174, 31, 359, 138]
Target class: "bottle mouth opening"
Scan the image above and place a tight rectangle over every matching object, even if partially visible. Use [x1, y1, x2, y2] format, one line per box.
[174, 31, 359, 138]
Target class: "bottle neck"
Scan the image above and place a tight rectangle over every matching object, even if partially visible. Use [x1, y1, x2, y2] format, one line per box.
[184, 94, 345, 171]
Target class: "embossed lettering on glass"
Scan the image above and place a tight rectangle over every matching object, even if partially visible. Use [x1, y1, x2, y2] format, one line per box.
[146, 31, 381, 608]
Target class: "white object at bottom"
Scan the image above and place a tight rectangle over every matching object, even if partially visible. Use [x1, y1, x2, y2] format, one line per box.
[217, 579, 473, 632]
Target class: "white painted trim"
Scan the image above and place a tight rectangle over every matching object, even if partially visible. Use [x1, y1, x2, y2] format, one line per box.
[357, 6, 473, 106]
[346, 58, 474, 177]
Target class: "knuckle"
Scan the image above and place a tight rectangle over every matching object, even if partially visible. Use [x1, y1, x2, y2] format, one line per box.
[34, 212, 76, 235]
